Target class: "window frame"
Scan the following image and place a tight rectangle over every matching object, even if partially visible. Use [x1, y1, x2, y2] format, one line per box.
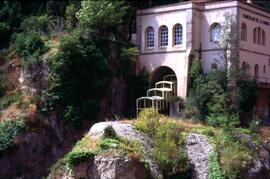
[159, 25, 169, 47]
[210, 23, 221, 42]
[145, 26, 155, 48]
[173, 24, 183, 46]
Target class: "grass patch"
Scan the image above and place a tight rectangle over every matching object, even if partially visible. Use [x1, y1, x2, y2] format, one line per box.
[213, 130, 253, 179]
[209, 152, 225, 179]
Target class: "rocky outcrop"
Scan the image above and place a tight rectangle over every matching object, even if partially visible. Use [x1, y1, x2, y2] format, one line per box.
[185, 133, 212, 179]
[88, 121, 163, 179]
[60, 150, 151, 179]
[235, 133, 270, 179]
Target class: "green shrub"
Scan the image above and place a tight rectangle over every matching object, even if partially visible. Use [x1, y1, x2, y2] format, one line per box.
[103, 125, 118, 139]
[209, 152, 225, 179]
[0, 118, 25, 152]
[134, 108, 161, 137]
[66, 151, 95, 169]
[135, 109, 191, 176]
[249, 115, 261, 133]
[15, 32, 47, 58]
[20, 15, 50, 34]
[0, 92, 21, 110]
[207, 113, 240, 130]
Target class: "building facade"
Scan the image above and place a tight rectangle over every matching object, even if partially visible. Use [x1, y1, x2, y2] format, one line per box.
[136, 0, 270, 119]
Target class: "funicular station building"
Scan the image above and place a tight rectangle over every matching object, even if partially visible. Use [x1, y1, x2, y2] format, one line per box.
[135, 0, 270, 120]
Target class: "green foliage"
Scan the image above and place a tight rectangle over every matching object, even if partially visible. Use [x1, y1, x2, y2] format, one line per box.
[188, 78, 224, 120]
[0, 92, 21, 110]
[65, 4, 78, 30]
[0, 118, 25, 152]
[98, 138, 120, 150]
[103, 126, 118, 139]
[209, 152, 225, 179]
[15, 32, 48, 59]
[215, 131, 252, 179]
[0, 1, 22, 28]
[42, 31, 108, 127]
[76, 0, 128, 34]
[249, 115, 261, 133]
[119, 47, 139, 78]
[236, 79, 257, 114]
[188, 59, 203, 88]
[207, 113, 240, 130]
[200, 126, 215, 137]
[20, 15, 50, 34]
[66, 151, 95, 169]
[135, 109, 191, 176]
[135, 108, 161, 137]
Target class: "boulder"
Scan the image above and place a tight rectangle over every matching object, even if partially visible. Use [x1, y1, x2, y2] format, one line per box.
[88, 121, 163, 179]
[185, 133, 212, 179]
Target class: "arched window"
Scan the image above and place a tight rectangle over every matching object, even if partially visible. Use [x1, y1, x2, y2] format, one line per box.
[173, 24, 183, 45]
[262, 29, 266, 46]
[159, 26, 168, 47]
[211, 23, 221, 42]
[241, 23, 247, 41]
[145, 26, 154, 48]
[253, 28, 257, 44]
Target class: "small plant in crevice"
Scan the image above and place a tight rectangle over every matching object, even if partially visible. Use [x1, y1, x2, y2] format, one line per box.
[103, 125, 118, 139]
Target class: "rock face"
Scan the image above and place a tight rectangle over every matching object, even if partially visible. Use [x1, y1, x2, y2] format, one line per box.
[185, 133, 212, 179]
[90, 150, 151, 179]
[88, 121, 163, 179]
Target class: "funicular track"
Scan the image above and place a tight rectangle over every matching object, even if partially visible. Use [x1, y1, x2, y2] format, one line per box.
[136, 74, 177, 115]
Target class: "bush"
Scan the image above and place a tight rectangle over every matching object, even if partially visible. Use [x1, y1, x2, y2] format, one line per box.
[103, 126, 118, 139]
[15, 32, 48, 59]
[20, 15, 50, 34]
[207, 113, 240, 130]
[0, 118, 25, 152]
[134, 108, 161, 137]
[249, 115, 261, 133]
[135, 109, 191, 176]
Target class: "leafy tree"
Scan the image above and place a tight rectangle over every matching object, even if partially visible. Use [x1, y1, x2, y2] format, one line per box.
[76, 0, 128, 36]
[43, 31, 109, 127]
